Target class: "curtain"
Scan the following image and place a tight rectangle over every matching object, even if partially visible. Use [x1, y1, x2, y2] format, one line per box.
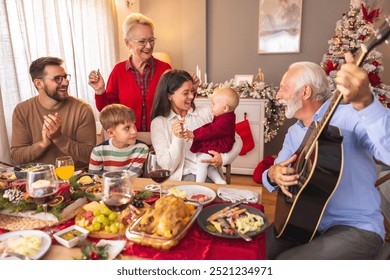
[0, 0, 118, 164]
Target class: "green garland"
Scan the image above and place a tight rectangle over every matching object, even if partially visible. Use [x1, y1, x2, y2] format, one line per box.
[0, 176, 92, 219]
[197, 81, 285, 143]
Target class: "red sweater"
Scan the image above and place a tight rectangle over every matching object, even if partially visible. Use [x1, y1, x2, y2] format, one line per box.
[95, 57, 171, 131]
[190, 111, 236, 154]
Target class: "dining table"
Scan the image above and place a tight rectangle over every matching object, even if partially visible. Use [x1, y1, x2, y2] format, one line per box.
[1, 177, 273, 260]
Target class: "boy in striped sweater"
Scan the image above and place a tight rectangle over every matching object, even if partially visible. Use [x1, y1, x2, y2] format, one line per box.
[88, 104, 149, 176]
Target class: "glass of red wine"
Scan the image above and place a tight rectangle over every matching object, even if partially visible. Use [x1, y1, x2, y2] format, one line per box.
[146, 151, 171, 197]
[26, 164, 59, 214]
[102, 170, 134, 238]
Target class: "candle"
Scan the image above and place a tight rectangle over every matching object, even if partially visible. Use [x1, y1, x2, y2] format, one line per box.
[204, 73, 208, 84]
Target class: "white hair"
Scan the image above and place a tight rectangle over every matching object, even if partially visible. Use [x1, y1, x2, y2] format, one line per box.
[289, 61, 332, 102]
[122, 13, 155, 40]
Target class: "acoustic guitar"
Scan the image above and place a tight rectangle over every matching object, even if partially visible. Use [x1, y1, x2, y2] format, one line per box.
[273, 17, 390, 244]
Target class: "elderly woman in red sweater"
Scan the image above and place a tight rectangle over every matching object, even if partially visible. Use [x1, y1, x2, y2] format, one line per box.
[88, 13, 171, 132]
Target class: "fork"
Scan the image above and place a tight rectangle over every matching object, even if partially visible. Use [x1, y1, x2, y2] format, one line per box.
[218, 218, 252, 242]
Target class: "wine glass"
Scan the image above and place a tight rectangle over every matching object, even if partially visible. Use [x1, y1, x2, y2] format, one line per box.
[26, 164, 59, 214]
[146, 151, 171, 197]
[55, 156, 75, 182]
[102, 170, 134, 238]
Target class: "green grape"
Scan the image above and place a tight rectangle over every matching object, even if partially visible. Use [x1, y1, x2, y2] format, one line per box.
[93, 223, 101, 231]
[101, 207, 111, 216]
[119, 223, 125, 230]
[92, 217, 99, 225]
[108, 212, 117, 221]
[110, 223, 119, 234]
[97, 214, 106, 223]
[93, 210, 101, 217]
[101, 217, 109, 227]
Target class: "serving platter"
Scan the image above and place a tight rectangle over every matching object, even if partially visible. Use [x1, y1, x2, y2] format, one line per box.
[196, 204, 268, 239]
[167, 185, 216, 205]
[0, 230, 51, 260]
[126, 200, 202, 250]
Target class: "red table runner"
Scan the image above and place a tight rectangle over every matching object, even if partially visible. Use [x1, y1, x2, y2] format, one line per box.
[122, 203, 266, 260]
[0, 203, 266, 260]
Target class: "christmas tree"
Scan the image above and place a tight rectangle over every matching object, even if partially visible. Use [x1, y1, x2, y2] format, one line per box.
[321, 0, 390, 108]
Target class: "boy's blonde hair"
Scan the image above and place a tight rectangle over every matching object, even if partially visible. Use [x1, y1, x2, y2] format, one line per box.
[99, 104, 136, 131]
[212, 87, 239, 111]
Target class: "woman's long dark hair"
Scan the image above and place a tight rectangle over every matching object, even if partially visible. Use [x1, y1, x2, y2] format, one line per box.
[150, 69, 195, 120]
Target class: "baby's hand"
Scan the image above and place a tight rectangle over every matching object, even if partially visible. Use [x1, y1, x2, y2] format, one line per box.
[177, 116, 188, 131]
[184, 130, 194, 142]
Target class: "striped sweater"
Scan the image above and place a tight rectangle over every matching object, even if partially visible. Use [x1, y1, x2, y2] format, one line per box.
[88, 139, 149, 176]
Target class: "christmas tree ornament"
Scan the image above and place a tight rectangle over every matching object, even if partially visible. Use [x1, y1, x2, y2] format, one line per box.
[320, 0, 390, 107]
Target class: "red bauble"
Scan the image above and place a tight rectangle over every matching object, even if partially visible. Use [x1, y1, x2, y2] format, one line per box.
[378, 95, 386, 102]
[368, 72, 381, 87]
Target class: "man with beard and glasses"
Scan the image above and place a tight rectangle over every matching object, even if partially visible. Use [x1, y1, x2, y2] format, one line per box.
[262, 53, 390, 259]
[11, 57, 96, 169]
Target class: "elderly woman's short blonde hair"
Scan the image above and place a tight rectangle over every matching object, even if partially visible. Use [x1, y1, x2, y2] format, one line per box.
[122, 12, 155, 40]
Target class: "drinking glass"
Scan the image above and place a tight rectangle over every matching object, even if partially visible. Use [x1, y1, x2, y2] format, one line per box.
[55, 156, 74, 182]
[26, 164, 59, 213]
[146, 151, 171, 197]
[102, 170, 134, 238]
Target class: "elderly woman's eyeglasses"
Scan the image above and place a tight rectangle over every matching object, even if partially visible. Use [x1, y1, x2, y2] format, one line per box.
[130, 37, 156, 46]
[41, 74, 71, 84]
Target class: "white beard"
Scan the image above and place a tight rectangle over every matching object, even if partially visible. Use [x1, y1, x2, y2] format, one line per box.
[281, 96, 302, 119]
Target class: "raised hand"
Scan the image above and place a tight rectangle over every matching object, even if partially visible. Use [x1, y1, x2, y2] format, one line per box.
[88, 69, 105, 95]
[40, 124, 51, 148]
[190, 72, 200, 89]
[334, 52, 373, 110]
[172, 118, 186, 138]
[43, 112, 62, 140]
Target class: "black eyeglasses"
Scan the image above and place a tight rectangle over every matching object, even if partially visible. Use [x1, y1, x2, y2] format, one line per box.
[130, 37, 156, 46]
[42, 74, 71, 84]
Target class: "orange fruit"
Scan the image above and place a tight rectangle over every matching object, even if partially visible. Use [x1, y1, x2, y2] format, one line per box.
[49, 195, 64, 207]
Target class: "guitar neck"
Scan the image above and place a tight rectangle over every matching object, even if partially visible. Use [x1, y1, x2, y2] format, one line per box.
[303, 17, 390, 156]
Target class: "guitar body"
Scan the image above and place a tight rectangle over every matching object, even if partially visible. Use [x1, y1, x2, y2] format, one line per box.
[274, 124, 344, 244]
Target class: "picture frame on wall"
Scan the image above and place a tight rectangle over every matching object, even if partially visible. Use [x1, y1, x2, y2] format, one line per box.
[258, 0, 303, 54]
[234, 75, 254, 86]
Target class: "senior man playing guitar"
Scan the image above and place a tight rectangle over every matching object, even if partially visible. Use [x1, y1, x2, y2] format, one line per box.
[262, 36, 390, 260]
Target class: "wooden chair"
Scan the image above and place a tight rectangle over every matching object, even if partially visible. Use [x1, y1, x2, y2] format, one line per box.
[224, 164, 231, 184]
[374, 166, 390, 259]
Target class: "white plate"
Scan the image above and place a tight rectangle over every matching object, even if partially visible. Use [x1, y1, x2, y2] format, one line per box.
[0, 230, 51, 260]
[168, 185, 216, 205]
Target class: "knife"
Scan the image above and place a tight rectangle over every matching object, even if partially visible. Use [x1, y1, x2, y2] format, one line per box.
[207, 199, 246, 221]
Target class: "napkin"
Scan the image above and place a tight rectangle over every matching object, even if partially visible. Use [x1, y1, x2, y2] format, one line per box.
[217, 188, 259, 204]
[96, 240, 126, 260]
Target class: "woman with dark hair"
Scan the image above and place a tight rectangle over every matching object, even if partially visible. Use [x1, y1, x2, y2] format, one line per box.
[150, 69, 242, 182]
